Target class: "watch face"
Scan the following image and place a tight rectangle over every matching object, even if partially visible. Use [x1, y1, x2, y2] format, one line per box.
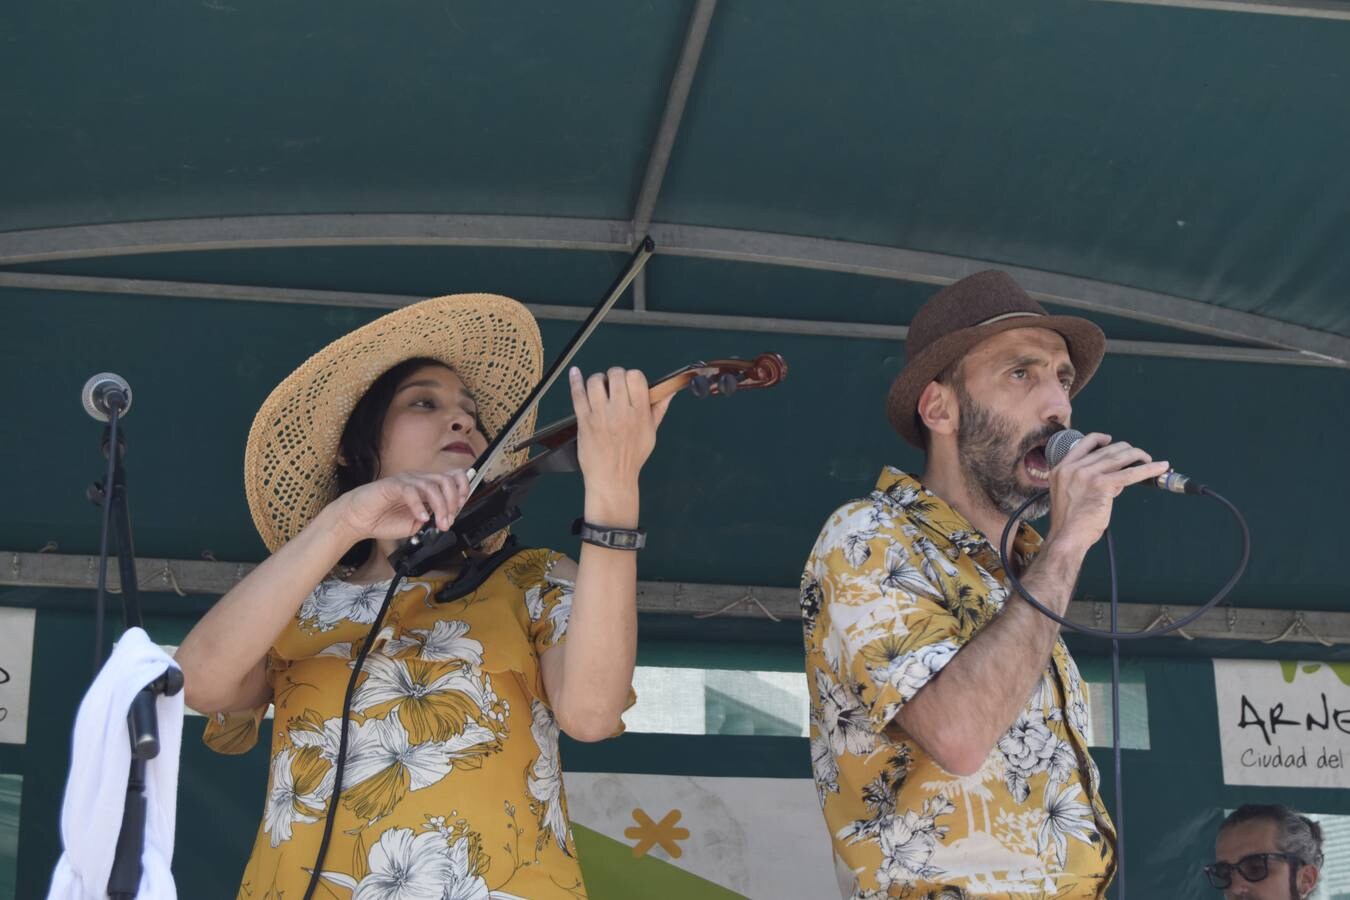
[577, 522, 643, 549]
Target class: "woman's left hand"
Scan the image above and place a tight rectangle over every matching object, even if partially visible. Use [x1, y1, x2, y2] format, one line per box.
[568, 366, 672, 498]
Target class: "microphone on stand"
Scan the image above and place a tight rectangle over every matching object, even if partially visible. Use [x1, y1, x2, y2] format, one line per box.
[1045, 428, 1204, 495]
[82, 372, 133, 422]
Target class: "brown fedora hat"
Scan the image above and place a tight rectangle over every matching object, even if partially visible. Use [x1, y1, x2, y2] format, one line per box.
[887, 270, 1106, 448]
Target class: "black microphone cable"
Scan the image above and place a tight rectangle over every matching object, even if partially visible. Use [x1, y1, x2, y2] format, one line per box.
[300, 570, 406, 900]
[997, 485, 1250, 900]
[84, 372, 133, 674]
[91, 403, 122, 676]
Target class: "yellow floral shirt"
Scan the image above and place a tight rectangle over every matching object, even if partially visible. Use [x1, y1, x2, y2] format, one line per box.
[801, 468, 1116, 899]
[204, 547, 604, 900]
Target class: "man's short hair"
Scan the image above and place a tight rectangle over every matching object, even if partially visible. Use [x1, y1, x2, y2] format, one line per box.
[1220, 804, 1324, 869]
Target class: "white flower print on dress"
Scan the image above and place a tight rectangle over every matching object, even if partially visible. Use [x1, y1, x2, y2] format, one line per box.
[351, 827, 454, 900]
[299, 579, 399, 632]
[350, 653, 496, 743]
[525, 698, 571, 855]
[519, 559, 575, 640]
[210, 554, 598, 899]
[316, 641, 355, 660]
[384, 619, 484, 666]
[525, 581, 573, 646]
[317, 827, 527, 900]
[289, 710, 344, 762]
[441, 835, 494, 900]
[340, 709, 496, 822]
[263, 748, 324, 847]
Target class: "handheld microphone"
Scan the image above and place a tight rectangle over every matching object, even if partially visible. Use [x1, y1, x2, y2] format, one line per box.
[82, 373, 133, 422]
[1045, 428, 1203, 495]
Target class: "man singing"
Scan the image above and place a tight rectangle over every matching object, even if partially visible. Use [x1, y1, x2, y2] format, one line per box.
[801, 270, 1167, 898]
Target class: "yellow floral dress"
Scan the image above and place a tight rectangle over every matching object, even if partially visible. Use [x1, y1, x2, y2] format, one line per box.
[801, 468, 1115, 899]
[204, 547, 601, 899]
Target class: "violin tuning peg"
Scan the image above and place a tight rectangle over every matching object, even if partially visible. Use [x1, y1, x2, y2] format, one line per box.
[717, 373, 739, 396]
[689, 374, 711, 398]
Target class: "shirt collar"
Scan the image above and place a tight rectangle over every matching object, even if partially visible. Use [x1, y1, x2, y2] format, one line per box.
[873, 466, 1042, 572]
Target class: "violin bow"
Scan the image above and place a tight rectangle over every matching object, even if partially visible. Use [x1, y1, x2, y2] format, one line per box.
[391, 236, 654, 566]
[464, 236, 654, 495]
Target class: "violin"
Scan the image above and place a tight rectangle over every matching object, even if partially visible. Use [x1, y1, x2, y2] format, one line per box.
[387, 353, 788, 577]
[522, 353, 788, 451]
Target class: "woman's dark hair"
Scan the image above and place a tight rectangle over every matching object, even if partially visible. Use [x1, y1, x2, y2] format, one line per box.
[334, 357, 456, 568]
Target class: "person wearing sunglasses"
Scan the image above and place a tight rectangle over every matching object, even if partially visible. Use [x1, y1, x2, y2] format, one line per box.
[1205, 804, 1324, 899]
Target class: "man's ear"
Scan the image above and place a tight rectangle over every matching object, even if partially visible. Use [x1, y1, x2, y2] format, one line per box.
[917, 380, 957, 440]
[1297, 864, 1319, 898]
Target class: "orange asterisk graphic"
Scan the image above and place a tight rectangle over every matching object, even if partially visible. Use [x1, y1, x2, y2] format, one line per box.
[624, 808, 690, 859]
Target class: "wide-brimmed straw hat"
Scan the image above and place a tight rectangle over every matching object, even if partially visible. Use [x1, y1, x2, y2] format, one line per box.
[244, 294, 543, 554]
[887, 270, 1106, 448]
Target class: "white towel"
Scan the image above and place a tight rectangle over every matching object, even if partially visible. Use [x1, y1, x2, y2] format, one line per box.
[48, 627, 184, 900]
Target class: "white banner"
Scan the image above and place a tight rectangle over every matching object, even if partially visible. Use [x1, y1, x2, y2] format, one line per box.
[564, 771, 836, 898]
[0, 608, 36, 745]
[1213, 659, 1350, 788]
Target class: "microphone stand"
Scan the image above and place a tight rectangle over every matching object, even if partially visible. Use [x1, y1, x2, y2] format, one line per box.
[88, 401, 185, 900]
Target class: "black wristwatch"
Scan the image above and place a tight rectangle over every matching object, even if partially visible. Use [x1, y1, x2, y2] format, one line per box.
[571, 518, 647, 550]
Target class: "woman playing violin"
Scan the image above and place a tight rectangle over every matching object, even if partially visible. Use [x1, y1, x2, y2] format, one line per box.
[173, 293, 670, 899]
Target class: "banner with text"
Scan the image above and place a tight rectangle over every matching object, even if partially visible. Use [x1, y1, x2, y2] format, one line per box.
[0, 608, 35, 746]
[1213, 659, 1350, 788]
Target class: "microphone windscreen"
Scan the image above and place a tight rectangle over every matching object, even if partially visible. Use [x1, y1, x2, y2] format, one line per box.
[1045, 428, 1085, 468]
[82, 372, 132, 422]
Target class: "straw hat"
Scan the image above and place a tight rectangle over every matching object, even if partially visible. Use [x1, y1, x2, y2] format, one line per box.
[887, 270, 1106, 448]
[244, 294, 543, 554]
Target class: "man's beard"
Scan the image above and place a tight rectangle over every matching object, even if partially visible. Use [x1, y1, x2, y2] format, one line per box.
[955, 383, 1060, 521]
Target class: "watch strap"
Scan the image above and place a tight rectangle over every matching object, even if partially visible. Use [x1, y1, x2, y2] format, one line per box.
[570, 518, 646, 550]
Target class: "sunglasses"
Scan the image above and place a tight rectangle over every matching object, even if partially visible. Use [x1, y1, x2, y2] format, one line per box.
[1203, 851, 1302, 889]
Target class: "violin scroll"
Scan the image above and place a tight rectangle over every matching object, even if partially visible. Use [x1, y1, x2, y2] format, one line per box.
[514, 352, 787, 452]
[670, 352, 789, 399]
